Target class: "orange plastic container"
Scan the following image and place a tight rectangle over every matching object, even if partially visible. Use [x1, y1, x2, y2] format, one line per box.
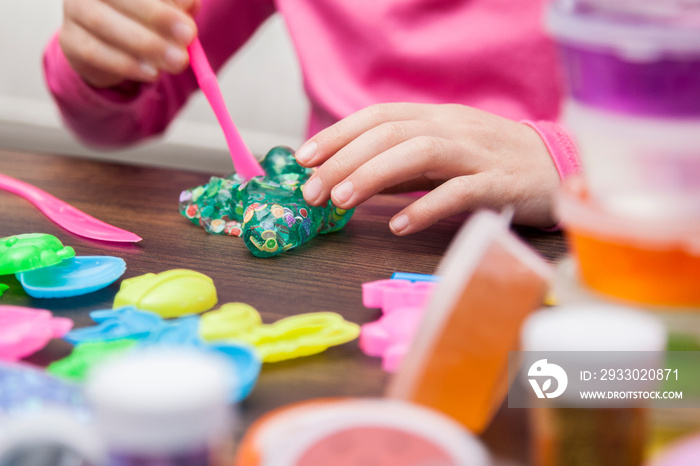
[387, 210, 552, 433]
[234, 398, 490, 466]
[558, 178, 700, 308]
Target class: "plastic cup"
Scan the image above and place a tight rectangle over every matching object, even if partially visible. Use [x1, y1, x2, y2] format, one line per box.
[521, 304, 667, 466]
[85, 348, 233, 465]
[387, 210, 552, 433]
[563, 101, 700, 221]
[546, 0, 700, 221]
[557, 178, 700, 307]
[546, 0, 700, 118]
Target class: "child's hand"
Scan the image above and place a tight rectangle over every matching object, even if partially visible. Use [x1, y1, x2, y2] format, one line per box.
[59, 0, 200, 88]
[295, 103, 561, 235]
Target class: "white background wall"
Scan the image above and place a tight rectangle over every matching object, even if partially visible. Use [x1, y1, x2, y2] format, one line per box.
[0, 2, 308, 173]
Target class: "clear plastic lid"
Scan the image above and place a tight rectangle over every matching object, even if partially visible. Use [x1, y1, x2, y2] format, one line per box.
[556, 178, 700, 255]
[547, 0, 700, 59]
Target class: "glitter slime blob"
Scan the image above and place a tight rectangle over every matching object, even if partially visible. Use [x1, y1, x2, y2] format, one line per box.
[179, 146, 354, 258]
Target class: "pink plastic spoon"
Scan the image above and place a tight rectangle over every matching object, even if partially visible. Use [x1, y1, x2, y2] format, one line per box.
[0, 173, 142, 243]
[188, 38, 265, 180]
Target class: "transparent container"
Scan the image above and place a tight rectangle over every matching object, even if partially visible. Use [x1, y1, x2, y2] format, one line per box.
[387, 210, 552, 433]
[85, 347, 233, 466]
[557, 178, 700, 308]
[521, 304, 667, 466]
[547, 0, 700, 220]
[546, 0, 700, 118]
[563, 102, 700, 221]
[550, 257, 700, 455]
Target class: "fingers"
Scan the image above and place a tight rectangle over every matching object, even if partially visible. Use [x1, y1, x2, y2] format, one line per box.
[329, 136, 480, 209]
[69, 0, 188, 75]
[295, 103, 439, 167]
[295, 102, 561, 234]
[389, 174, 496, 235]
[164, 0, 201, 15]
[62, 0, 198, 86]
[109, 0, 197, 47]
[61, 21, 159, 85]
[301, 118, 473, 206]
[300, 120, 429, 204]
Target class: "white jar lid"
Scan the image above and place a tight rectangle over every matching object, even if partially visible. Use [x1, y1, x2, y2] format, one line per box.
[522, 304, 667, 352]
[86, 347, 231, 454]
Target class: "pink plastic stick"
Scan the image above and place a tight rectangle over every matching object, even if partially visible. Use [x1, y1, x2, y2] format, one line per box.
[0, 173, 142, 243]
[187, 38, 265, 180]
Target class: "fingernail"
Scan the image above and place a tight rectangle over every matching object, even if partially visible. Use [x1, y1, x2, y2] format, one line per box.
[139, 61, 158, 79]
[295, 141, 317, 165]
[172, 21, 194, 44]
[390, 214, 409, 234]
[164, 46, 187, 69]
[332, 180, 354, 205]
[303, 176, 322, 203]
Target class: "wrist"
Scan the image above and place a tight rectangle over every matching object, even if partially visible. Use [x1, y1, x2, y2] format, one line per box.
[520, 120, 581, 181]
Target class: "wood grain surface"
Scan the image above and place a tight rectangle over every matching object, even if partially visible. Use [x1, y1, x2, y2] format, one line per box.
[0, 149, 568, 464]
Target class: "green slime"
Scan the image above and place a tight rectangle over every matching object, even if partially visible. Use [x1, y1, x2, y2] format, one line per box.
[179, 146, 354, 258]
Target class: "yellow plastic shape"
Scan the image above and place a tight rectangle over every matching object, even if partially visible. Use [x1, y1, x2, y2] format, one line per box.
[200, 304, 360, 363]
[241, 312, 360, 362]
[200, 302, 262, 341]
[113, 269, 217, 318]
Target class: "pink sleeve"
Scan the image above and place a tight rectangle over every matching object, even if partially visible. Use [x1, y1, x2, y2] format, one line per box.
[521, 120, 581, 181]
[521, 120, 581, 230]
[43, 0, 276, 149]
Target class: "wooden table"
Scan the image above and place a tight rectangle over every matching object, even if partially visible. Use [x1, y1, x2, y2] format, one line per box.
[0, 149, 567, 464]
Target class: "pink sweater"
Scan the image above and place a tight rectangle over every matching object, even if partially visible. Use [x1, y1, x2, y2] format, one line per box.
[43, 0, 579, 179]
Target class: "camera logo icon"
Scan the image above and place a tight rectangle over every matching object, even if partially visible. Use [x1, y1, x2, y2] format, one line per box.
[528, 359, 568, 399]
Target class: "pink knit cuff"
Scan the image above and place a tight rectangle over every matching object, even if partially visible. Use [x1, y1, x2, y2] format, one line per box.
[520, 120, 581, 232]
[521, 120, 581, 181]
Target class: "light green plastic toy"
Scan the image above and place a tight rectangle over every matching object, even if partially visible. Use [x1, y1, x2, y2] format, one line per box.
[0, 284, 7, 296]
[46, 339, 138, 382]
[0, 233, 75, 275]
[200, 303, 360, 362]
[113, 269, 218, 318]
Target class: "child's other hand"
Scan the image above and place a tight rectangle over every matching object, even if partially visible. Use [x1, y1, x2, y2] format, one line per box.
[59, 0, 200, 88]
[295, 103, 560, 235]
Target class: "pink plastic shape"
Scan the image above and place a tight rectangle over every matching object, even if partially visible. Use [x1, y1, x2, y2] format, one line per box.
[359, 279, 436, 372]
[0, 173, 142, 243]
[0, 305, 73, 361]
[360, 308, 425, 372]
[361, 280, 436, 314]
[187, 39, 265, 180]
